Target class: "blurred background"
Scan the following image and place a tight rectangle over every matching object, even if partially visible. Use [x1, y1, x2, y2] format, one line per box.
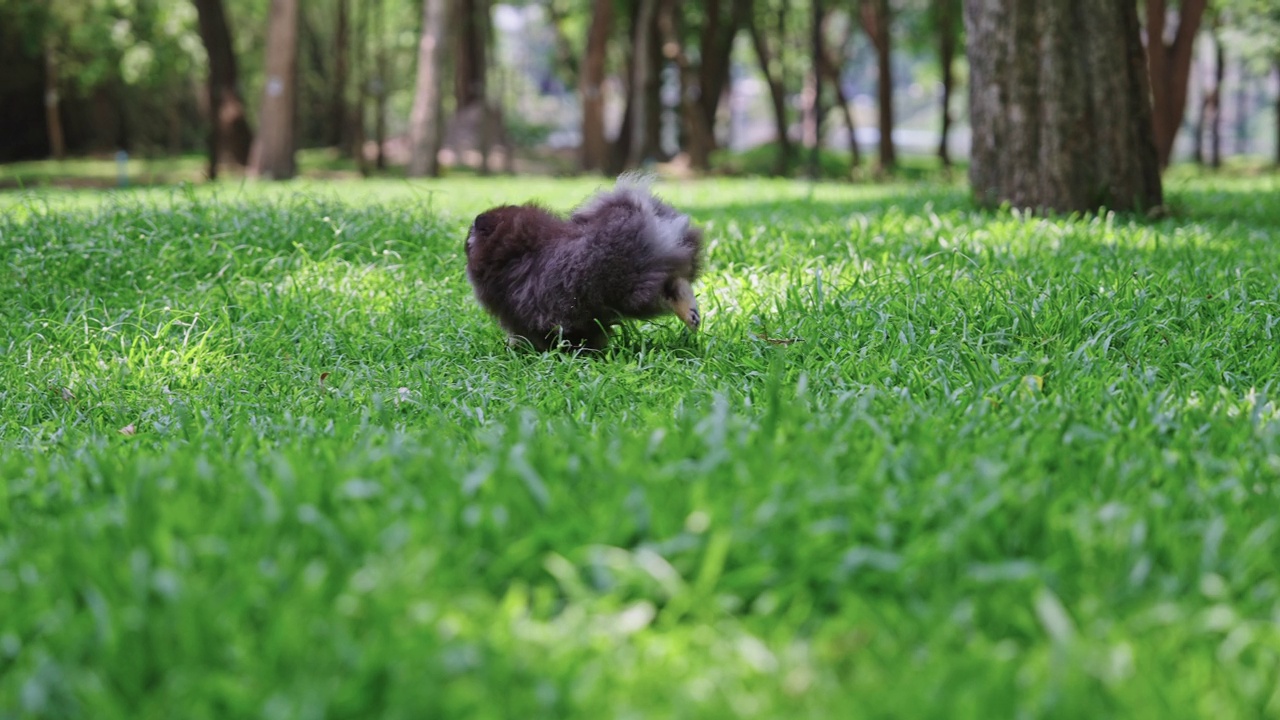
[0, 0, 1277, 187]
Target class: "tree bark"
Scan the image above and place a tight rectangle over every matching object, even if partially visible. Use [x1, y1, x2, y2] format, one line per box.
[806, 0, 823, 179]
[936, 0, 960, 167]
[194, 0, 254, 177]
[821, 10, 861, 174]
[1234, 58, 1251, 155]
[580, 0, 612, 173]
[407, 0, 448, 177]
[626, 0, 657, 169]
[373, 0, 387, 170]
[966, 0, 1163, 213]
[747, 11, 792, 175]
[330, 0, 349, 149]
[1144, 0, 1207, 168]
[821, 46, 859, 174]
[250, 0, 300, 180]
[658, 0, 713, 169]
[696, 0, 752, 155]
[454, 0, 487, 108]
[43, 39, 65, 161]
[643, 7, 663, 162]
[860, 0, 895, 173]
[1207, 23, 1223, 168]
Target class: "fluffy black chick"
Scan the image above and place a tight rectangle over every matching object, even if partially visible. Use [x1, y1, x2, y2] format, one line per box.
[465, 175, 704, 352]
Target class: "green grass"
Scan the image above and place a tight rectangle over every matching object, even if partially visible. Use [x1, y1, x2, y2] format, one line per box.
[2, 172, 1280, 719]
[0, 149, 360, 190]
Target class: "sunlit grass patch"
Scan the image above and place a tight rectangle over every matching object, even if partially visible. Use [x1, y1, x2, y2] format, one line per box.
[2, 173, 1280, 718]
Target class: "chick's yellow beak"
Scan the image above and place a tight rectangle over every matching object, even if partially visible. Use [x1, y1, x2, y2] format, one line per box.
[669, 278, 700, 332]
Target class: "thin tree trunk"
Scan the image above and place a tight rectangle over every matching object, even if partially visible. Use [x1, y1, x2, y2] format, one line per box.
[966, 0, 1163, 213]
[609, 0, 641, 174]
[454, 0, 486, 107]
[747, 12, 792, 175]
[1235, 58, 1251, 155]
[580, 0, 612, 173]
[821, 47, 859, 174]
[696, 0, 752, 154]
[374, 0, 387, 170]
[806, 0, 823, 179]
[644, 10, 663, 162]
[331, 0, 349, 149]
[1274, 58, 1280, 166]
[1193, 83, 1207, 164]
[478, 2, 495, 174]
[250, 0, 300, 180]
[626, 0, 657, 169]
[1208, 24, 1224, 168]
[861, 0, 895, 173]
[936, 0, 959, 168]
[658, 0, 713, 169]
[168, 93, 183, 155]
[823, 10, 861, 173]
[43, 40, 65, 161]
[1144, 0, 1208, 168]
[408, 0, 448, 177]
[352, 0, 369, 174]
[194, 0, 254, 177]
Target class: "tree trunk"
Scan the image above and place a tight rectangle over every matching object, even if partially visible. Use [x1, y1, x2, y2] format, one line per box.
[579, 0, 612, 173]
[747, 11, 792, 175]
[861, 0, 895, 173]
[407, 0, 448, 177]
[352, 0, 369, 174]
[936, 0, 959, 167]
[454, 0, 487, 108]
[1234, 58, 1251, 155]
[43, 40, 65, 161]
[696, 0, 752, 155]
[821, 50, 859, 174]
[1274, 58, 1280, 166]
[330, 0, 349, 149]
[822, 9, 861, 173]
[1207, 24, 1223, 168]
[806, 0, 823, 179]
[374, 0, 387, 170]
[1144, 0, 1207, 168]
[658, 0, 713, 169]
[194, 0, 254, 177]
[966, 0, 1163, 213]
[643, 9, 663, 162]
[626, 0, 657, 169]
[250, 0, 300, 180]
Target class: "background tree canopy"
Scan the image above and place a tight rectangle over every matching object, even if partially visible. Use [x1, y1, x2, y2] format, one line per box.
[0, 0, 1277, 204]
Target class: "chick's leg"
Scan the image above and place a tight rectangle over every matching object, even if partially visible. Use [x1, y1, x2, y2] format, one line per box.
[667, 277, 700, 332]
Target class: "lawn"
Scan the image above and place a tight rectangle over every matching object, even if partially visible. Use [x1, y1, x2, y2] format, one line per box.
[2, 172, 1279, 718]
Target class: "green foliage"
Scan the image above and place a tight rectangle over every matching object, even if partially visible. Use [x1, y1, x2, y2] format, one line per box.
[1216, 0, 1280, 70]
[711, 141, 964, 180]
[2, 175, 1280, 717]
[712, 141, 857, 178]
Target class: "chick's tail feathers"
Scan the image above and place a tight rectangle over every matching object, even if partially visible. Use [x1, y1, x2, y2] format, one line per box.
[571, 176, 703, 278]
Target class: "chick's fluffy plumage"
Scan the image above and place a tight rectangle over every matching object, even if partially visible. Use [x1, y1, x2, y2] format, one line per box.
[465, 176, 704, 351]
